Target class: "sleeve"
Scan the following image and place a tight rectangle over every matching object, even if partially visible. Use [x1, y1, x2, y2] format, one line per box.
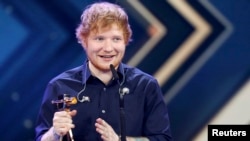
[143, 78, 173, 141]
[35, 83, 58, 141]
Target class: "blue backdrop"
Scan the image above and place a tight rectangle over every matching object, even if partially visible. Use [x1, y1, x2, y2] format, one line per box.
[0, 0, 249, 140]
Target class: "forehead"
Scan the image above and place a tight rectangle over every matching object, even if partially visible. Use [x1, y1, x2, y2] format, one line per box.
[90, 24, 124, 36]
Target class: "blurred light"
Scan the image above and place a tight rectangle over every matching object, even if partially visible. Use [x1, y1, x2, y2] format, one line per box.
[23, 119, 33, 129]
[11, 92, 19, 102]
[5, 5, 13, 15]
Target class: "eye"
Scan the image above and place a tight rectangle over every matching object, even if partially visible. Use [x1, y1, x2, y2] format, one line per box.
[113, 37, 122, 42]
[94, 36, 104, 41]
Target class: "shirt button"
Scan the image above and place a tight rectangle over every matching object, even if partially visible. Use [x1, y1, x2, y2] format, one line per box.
[102, 110, 106, 113]
[103, 88, 106, 91]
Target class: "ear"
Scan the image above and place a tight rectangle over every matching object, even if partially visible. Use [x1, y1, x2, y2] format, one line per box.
[81, 38, 87, 49]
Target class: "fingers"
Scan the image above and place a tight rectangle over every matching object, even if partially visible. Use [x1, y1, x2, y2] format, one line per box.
[53, 110, 76, 136]
[95, 118, 108, 134]
[70, 110, 77, 117]
[95, 118, 119, 141]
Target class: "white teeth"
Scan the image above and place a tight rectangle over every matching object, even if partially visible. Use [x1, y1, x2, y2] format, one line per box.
[101, 55, 113, 58]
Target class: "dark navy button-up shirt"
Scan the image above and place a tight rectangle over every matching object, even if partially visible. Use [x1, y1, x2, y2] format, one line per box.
[35, 61, 172, 141]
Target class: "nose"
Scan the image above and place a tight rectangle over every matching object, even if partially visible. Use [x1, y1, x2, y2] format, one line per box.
[103, 40, 113, 52]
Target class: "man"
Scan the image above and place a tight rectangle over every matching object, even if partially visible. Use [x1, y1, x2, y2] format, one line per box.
[35, 2, 172, 141]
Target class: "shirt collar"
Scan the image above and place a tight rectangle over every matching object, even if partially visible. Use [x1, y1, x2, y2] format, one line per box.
[81, 60, 125, 85]
[117, 63, 125, 85]
[81, 60, 91, 85]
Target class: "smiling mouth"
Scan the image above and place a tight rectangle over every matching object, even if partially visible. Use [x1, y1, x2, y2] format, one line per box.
[99, 55, 115, 58]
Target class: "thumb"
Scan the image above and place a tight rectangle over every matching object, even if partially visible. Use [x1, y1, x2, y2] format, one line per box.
[69, 110, 77, 117]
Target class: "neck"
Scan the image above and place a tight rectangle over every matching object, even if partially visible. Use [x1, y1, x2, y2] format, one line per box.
[88, 63, 113, 85]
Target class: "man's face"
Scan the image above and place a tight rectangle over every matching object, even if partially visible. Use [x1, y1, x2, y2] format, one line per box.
[83, 24, 126, 72]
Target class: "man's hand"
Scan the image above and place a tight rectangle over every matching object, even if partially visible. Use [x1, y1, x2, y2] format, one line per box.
[53, 110, 77, 136]
[95, 118, 120, 141]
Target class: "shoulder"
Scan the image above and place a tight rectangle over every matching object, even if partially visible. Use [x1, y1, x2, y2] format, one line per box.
[49, 65, 83, 84]
[122, 64, 162, 94]
[123, 64, 157, 82]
